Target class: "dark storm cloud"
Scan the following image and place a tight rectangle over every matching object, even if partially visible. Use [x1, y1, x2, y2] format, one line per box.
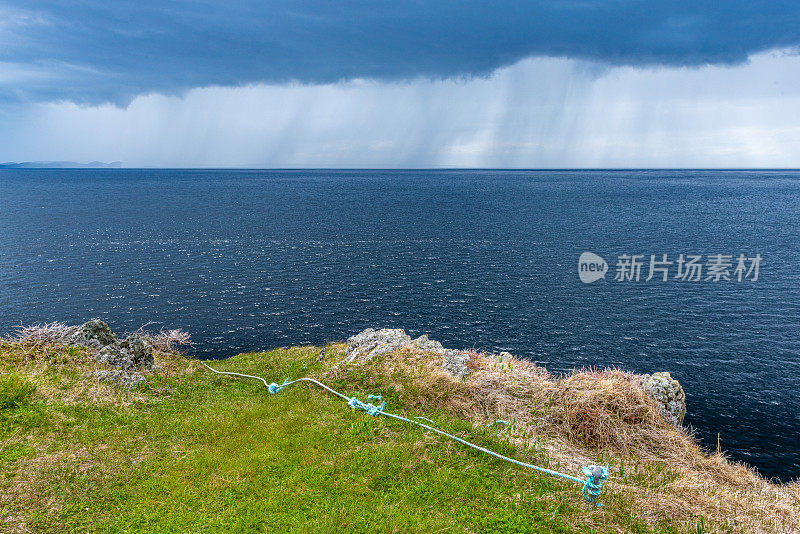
[2, 1, 799, 104]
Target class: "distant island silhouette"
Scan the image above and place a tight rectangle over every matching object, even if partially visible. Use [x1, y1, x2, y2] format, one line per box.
[0, 161, 123, 169]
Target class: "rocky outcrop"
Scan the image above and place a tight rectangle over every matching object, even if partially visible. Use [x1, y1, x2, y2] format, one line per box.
[408, 334, 444, 354]
[69, 319, 117, 348]
[345, 329, 688, 423]
[345, 328, 411, 364]
[641, 372, 686, 425]
[440, 349, 470, 380]
[69, 320, 155, 386]
[96, 334, 154, 370]
[345, 328, 472, 380]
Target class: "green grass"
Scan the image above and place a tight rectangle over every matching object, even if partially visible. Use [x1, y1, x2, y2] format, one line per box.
[0, 345, 687, 533]
[0, 373, 35, 411]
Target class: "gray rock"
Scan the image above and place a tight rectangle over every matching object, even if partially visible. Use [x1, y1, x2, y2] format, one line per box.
[641, 372, 686, 425]
[345, 328, 471, 380]
[409, 334, 445, 354]
[441, 349, 470, 380]
[118, 334, 154, 367]
[94, 369, 146, 387]
[70, 319, 117, 348]
[345, 328, 411, 363]
[95, 334, 154, 370]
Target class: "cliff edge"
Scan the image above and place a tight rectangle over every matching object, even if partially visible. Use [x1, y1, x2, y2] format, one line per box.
[1, 322, 797, 533]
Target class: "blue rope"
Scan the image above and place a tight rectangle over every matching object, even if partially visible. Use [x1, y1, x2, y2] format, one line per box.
[268, 378, 290, 394]
[487, 419, 510, 427]
[582, 465, 610, 506]
[201, 362, 609, 506]
[414, 416, 437, 424]
[348, 394, 385, 416]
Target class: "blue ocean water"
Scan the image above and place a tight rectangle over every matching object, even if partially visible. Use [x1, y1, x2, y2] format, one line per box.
[0, 169, 798, 481]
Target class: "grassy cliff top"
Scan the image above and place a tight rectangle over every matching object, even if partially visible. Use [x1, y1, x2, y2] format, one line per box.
[1, 334, 798, 533]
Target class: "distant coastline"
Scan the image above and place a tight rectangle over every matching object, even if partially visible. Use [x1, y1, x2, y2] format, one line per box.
[0, 161, 123, 169]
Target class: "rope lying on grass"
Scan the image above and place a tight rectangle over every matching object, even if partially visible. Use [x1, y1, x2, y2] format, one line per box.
[201, 362, 610, 506]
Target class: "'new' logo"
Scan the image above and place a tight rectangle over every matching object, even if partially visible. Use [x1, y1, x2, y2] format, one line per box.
[578, 252, 607, 283]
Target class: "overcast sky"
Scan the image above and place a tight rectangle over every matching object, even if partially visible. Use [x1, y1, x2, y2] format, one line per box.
[1, 1, 799, 167]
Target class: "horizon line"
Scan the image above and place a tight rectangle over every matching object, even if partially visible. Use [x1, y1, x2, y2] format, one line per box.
[3, 166, 800, 172]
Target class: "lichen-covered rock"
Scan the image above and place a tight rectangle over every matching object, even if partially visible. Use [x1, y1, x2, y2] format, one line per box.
[118, 334, 154, 367]
[95, 334, 154, 370]
[345, 328, 411, 363]
[345, 328, 471, 380]
[408, 334, 445, 354]
[94, 369, 146, 387]
[441, 349, 470, 380]
[70, 319, 117, 348]
[641, 372, 686, 425]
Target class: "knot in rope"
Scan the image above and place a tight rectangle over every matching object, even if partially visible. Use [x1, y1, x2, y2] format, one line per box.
[268, 378, 290, 394]
[581, 465, 609, 506]
[348, 394, 386, 416]
[487, 419, 510, 427]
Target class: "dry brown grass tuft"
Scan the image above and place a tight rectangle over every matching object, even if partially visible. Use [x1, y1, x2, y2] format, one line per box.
[125, 323, 193, 354]
[552, 368, 666, 451]
[326, 345, 800, 533]
[144, 328, 192, 354]
[11, 321, 76, 345]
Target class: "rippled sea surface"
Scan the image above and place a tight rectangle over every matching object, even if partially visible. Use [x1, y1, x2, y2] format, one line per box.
[1, 169, 798, 480]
